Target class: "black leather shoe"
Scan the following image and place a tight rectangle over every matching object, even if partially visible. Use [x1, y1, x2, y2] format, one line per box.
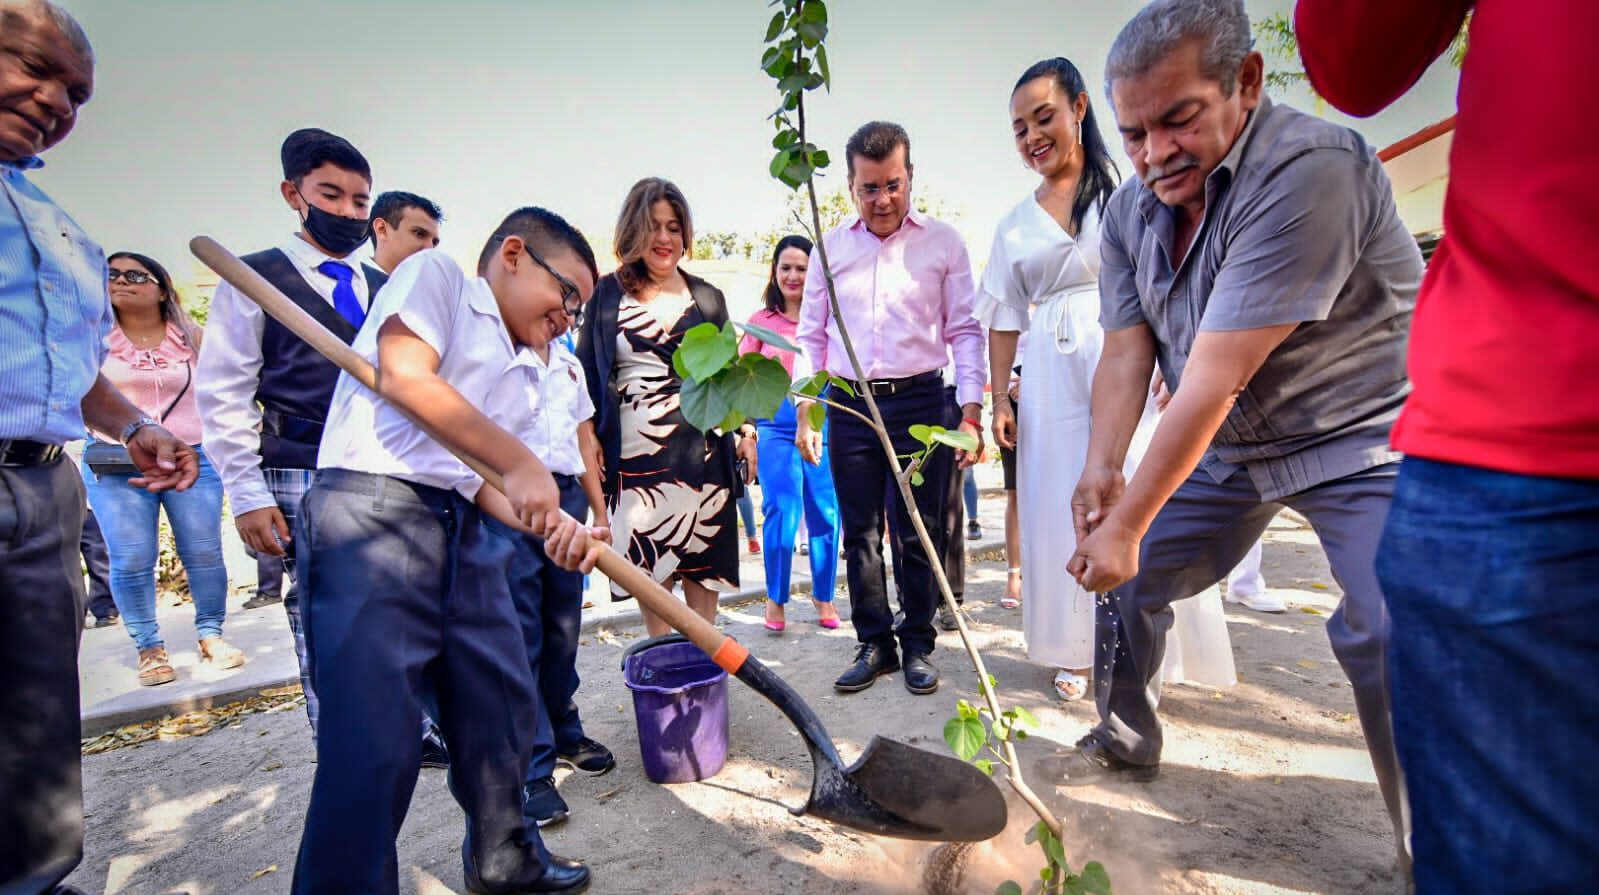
[1034, 734, 1159, 786]
[525, 775, 569, 828]
[465, 854, 590, 894]
[937, 604, 959, 631]
[87, 613, 120, 628]
[902, 652, 939, 694]
[242, 592, 282, 610]
[833, 643, 899, 692]
[556, 736, 615, 776]
[420, 727, 450, 769]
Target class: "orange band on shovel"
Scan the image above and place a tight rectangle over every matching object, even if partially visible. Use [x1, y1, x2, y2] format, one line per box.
[712, 637, 750, 674]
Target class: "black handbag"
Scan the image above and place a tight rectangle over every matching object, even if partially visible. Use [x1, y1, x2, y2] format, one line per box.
[85, 361, 192, 477]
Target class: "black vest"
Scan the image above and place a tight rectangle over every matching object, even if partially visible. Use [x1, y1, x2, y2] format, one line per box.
[244, 248, 388, 469]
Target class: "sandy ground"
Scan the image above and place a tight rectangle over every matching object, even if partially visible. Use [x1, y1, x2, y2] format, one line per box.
[67, 514, 1405, 895]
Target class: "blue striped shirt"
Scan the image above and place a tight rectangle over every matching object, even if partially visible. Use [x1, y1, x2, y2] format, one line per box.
[0, 157, 112, 443]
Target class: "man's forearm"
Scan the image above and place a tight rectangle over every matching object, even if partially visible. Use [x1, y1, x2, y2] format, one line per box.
[80, 374, 147, 443]
[1085, 327, 1158, 473]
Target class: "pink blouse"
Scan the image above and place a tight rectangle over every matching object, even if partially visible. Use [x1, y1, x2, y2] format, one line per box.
[100, 322, 203, 445]
[738, 307, 802, 377]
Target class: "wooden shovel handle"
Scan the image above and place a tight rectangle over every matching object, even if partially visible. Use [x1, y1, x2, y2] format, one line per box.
[189, 236, 749, 673]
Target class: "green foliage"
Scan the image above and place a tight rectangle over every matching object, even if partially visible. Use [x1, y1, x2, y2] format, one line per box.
[674, 322, 790, 433]
[675, 322, 740, 382]
[737, 320, 802, 355]
[763, 0, 833, 190]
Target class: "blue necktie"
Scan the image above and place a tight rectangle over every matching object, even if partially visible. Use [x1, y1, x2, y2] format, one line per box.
[316, 260, 365, 329]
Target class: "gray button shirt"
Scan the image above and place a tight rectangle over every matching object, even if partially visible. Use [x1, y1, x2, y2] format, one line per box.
[1100, 98, 1421, 501]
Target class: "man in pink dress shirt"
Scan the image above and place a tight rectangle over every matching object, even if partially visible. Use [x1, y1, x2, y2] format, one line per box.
[795, 120, 986, 697]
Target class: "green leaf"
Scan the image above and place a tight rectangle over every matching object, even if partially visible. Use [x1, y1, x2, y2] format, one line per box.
[910, 469, 925, 487]
[797, 21, 827, 46]
[995, 883, 1024, 895]
[1025, 821, 1045, 845]
[955, 698, 979, 720]
[761, 46, 782, 70]
[722, 354, 792, 423]
[795, 370, 830, 398]
[738, 320, 802, 354]
[1079, 863, 1112, 895]
[1011, 706, 1040, 729]
[1040, 866, 1054, 882]
[826, 375, 855, 397]
[1041, 828, 1067, 870]
[930, 428, 980, 453]
[770, 149, 793, 180]
[1014, 728, 1029, 740]
[778, 72, 810, 93]
[680, 374, 733, 433]
[812, 149, 831, 169]
[766, 55, 793, 78]
[782, 160, 813, 185]
[806, 72, 826, 90]
[676, 321, 739, 382]
[908, 424, 935, 446]
[942, 715, 987, 762]
[807, 400, 826, 430]
[973, 758, 994, 776]
[800, 0, 827, 25]
[772, 129, 799, 150]
[764, 10, 785, 41]
[717, 408, 746, 434]
[816, 44, 831, 89]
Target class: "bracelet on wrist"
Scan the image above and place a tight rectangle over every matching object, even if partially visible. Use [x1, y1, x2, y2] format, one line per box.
[962, 416, 981, 429]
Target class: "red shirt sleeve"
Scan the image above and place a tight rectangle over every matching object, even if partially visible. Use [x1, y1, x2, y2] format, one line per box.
[1294, 0, 1472, 117]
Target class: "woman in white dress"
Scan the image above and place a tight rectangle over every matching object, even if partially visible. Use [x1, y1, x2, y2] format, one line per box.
[980, 57, 1235, 701]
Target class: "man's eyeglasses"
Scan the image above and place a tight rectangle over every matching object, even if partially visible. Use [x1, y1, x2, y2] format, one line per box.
[108, 268, 156, 285]
[856, 180, 906, 201]
[522, 244, 584, 324]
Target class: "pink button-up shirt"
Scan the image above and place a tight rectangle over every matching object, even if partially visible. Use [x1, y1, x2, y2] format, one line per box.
[739, 307, 802, 377]
[796, 209, 985, 407]
[101, 322, 203, 445]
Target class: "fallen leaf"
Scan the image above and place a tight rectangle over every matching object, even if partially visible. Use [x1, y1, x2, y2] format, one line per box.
[261, 760, 283, 772]
[1310, 583, 1329, 591]
[1299, 606, 1323, 616]
[1295, 659, 1319, 669]
[248, 865, 278, 881]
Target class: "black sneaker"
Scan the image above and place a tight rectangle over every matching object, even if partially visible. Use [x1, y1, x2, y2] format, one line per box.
[967, 520, 982, 541]
[87, 613, 120, 629]
[242, 592, 283, 610]
[420, 727, 450, 770]
[524, 776, 570, 828]
[556, 737, 616, 776]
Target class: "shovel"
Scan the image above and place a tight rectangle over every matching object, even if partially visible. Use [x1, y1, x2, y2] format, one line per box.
[190, 236, 1008, 843]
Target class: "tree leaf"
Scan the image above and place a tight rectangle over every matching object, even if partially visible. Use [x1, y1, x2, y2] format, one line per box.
[778, 72, 811, 93]
[825, 375, 855, 397]
[1011, 705, 1040, 730]
[812, 148, 831, 169]
[764, 10, 785, 41]
[795, 370, 830, 398]
[738, 320, 802, 354]
[800, 0, 827, 25]
[761, 46, 781, 70]
[717, 408, 746, 434]
[1079, 863, 1113, 895]
[910, 469, 925, 487]
[1025, 821, 1045, 845]
[807, 399, 826, 430]
[974, 758, 994, 776]
[782, 160, 814, 184]
[680, 374, 733, 434]
[816, 45, 831, 89]
[942, 715, 987, 762]
[995, 883, 1024, 895]
[676, 322, 740, 383]
[797, 22, 827, 46]
[908, 424, 935, 446]
[955, 698, 979, 720]
[769, 149, 793, 180]
[1041, 827, 1067, 869]
[723, 354, 791, 423]
[930, 428, 980, 452]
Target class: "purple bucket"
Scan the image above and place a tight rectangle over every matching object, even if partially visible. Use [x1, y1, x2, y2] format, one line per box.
[622, 635, 730, 784]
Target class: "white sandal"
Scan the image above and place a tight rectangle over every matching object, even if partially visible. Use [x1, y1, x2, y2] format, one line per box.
[1053, 669, 1089, 702]
[999, 568, 1022, 609]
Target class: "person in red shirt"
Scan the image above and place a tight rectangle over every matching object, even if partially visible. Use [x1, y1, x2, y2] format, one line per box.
[1298, 2, 1599, 892]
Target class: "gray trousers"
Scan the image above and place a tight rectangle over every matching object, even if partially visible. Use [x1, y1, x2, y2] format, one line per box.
[1091, 463, 1407, 854]
[0, 458, 86, 895]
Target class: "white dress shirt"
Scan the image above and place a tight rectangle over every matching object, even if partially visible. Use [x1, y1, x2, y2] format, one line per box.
[518, 341, 594, 477]
[196, 234, 374, 516]
[318, 249, 543, 499]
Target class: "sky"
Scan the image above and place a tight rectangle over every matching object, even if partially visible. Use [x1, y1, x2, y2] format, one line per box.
[42, 0, 1460, 293]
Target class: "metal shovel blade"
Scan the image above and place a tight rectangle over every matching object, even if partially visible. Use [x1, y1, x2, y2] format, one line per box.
[736, 657, 1008, 843]
[803, 734, 1009, 842]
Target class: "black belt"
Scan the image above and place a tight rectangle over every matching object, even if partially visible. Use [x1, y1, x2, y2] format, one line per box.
[0, 439, 64, 467]
[262, 409, 326, 446]
[834, 370, 942, 398]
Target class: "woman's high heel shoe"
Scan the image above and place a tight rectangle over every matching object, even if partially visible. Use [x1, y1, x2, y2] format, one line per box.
[763, 600, 786, 633]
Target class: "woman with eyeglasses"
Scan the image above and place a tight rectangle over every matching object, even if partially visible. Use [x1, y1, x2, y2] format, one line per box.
[576, 178, 753, 636]
[982, 58, 1233, 702]
[83, 253, 242, 687]
[738, 235, 842, 633]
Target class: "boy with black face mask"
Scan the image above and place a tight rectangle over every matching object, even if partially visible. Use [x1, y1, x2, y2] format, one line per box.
[197, 127, 387, 738]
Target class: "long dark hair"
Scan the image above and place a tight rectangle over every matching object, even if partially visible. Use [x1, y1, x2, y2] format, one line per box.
[1013, 57, 1120, 233]
[107, 251, 200, 348]
[763, 234, 813, 313]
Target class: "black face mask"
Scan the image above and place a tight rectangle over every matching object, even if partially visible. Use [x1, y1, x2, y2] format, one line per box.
[299, 199, 370, 256]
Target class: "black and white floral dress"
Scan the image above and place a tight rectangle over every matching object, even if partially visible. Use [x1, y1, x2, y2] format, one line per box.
[608, 290, 739, 598]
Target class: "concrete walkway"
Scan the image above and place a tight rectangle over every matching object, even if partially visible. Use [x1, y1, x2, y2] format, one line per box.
[79, 464, 1014, 737]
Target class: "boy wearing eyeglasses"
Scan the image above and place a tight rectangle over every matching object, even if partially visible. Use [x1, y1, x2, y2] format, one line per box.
[292, 207, 604, 895]
[196, 127, 387, 737]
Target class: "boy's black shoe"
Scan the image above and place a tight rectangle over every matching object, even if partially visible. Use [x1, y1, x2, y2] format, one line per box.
[525, 776, 569, 828]
[420, 727, 450, 769]
[556, 737, 615, 776]
[242, 592, 282, 610]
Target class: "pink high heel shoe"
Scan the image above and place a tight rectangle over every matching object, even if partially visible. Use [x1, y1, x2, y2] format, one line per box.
[814, 599, 841, 630]
[764, 601, 786, 634]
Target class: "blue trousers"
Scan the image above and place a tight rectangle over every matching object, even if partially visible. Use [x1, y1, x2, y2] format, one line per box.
[486, 475, 591, 793]
[755, 399, 840, 604]
[82, 449, 229, 650]
[1377, 458, 1599, 894]
[293, 470, 550, 895]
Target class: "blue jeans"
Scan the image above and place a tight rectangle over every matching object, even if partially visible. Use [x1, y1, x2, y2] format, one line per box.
[1377, 457, 1599, 893]
[755, 399, 840, 604]
[962, 466, 978, 519]
[82, 447, 229, 651]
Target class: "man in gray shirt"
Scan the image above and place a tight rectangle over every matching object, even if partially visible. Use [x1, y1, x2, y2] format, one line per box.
[1047, 0, 1420, 867]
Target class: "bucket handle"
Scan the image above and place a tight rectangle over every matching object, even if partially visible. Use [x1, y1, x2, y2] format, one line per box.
[620, 632, 695, 669]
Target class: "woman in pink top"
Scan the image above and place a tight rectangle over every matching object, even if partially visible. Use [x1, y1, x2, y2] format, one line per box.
[738, 235, 842, 633]
[81, 253, 242, 687]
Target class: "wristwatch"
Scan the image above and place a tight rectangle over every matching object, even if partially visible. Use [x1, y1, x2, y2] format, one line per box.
[120, 415, 159, 445]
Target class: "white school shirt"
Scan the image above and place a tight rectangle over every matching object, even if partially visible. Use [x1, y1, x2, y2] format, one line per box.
[518, 341, 594, 477]
[317, 249, 542, 499]
[196, 234, 374, 516]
